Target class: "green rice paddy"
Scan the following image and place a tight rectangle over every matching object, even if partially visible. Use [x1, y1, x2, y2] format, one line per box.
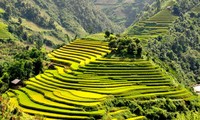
[6, 39, 192, 119]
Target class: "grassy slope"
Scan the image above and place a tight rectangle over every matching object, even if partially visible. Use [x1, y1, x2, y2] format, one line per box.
[0, 8, 4, 13]
[0, 21, 14, 39]
[83, 33, 106, 41]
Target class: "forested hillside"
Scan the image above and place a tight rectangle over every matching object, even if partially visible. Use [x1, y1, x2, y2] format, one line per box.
[0, 0, 120, 50]
[123, 0, 200, 89]
[0, 0, 122, 62]
[148, 9, 200, 85]
[144, 0, 199, 86]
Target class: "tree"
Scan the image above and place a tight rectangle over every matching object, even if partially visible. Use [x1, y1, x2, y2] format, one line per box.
[135, 38, 140, 44]
[156, 0, 161, 12]
[8, 25, 16, 33]
[157, 35, 162, 41]
[7, 61, 25, 81]
[127, 43, 136, 55]
[49, 18, 55, 28]
[172, 4, 181, 16]
[1, 72, 10, 84]
[33, 58, 43, 75]
[18, 18, 22, 24]
[24, 60, 33, 78]
[109, 40, 117, 51]
[137, 46, 143, 58]
[104, 31, 110, 38]
[4, 5, 12, 20]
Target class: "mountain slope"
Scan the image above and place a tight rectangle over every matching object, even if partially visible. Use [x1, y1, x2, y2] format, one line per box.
[0, 0, 121, 62]
[4, 39, 196, 120]
[125, 0, 200, 86]
[0, 0, 120, 38]
[92, 0, 155, 29]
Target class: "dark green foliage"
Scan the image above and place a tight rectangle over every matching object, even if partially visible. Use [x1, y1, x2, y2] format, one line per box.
[172, 4, 181, 16]
[104, 31, 111, 38]
[147, 12, 200, 85]
[156, 0, 161, 12]
[175, 0, 199, 13]
[8, 24, 28, 41]
[171, 0, 199, 16]
[18, 18, 22, 24]
[0, 48, 46, 92]
[7, 22, 55, 48]
[136, 46, 143, 58]
[108, 36, 143, 58]
[103, 97, 200, 120]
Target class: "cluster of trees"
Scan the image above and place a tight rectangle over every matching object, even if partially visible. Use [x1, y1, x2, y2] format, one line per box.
[0, 47, 47, 93]
[103, 97, 200, 120]
[106, 32, 143, 58]
[172, 0, 200, 16]
[148, 11, 200, 85]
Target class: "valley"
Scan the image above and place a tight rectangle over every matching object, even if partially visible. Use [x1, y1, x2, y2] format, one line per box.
[0, 0, 200, 120]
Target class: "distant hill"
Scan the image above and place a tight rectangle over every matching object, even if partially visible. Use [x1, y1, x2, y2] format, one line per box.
[0, 0, 120, 41]
[0, 0, 121, 62]
[92, 0, 155, 29]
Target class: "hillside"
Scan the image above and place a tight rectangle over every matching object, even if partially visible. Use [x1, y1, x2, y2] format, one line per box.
[0, 0, 121, 62]
[125, 0, 200, 85]
[0, 0, 121, 46]
[125, 0, 177, 39]
[0, 0, 200, 120]
[3, 39, 199, 120]
[92, 0, 155, 29]
[0, 0, 120, 37]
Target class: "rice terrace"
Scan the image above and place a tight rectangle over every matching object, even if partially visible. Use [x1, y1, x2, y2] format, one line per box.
[2, 38, 196, 119]
[0, 0, 200, 120]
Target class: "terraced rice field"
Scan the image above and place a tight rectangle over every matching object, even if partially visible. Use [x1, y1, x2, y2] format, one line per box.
[126, 1, 177, 39]
[6, 39, 192, 119]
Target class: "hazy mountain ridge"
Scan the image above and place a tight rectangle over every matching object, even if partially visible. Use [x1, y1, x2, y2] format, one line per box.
[92, 0, 155, 29]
